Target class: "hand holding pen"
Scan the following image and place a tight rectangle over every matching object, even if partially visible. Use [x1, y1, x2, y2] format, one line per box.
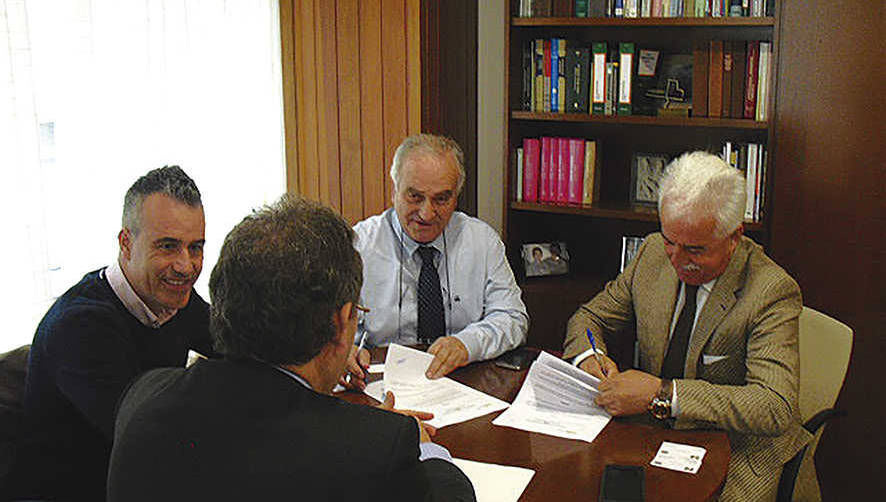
[585, 328, 613, 378]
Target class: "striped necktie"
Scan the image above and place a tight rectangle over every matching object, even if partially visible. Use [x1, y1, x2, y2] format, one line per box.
[417, 246, 445, 344]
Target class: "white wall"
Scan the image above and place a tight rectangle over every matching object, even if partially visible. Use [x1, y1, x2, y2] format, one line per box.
[476, 0, 506, 235]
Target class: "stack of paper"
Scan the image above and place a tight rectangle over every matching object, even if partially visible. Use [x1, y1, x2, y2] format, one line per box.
[364, 344, 510, 428]
[492, 351, 611, 442]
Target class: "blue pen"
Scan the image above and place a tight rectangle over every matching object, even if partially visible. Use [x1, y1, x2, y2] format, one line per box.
[586, 328, 608, 377]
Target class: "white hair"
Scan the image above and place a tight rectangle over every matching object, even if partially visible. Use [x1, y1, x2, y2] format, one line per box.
[657, 151, 746, 238]
[390, 133, 466, 195]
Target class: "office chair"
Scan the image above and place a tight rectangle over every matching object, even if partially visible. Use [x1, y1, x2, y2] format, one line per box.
[776, 308, 852, 502]
[0, 344, 29, 490]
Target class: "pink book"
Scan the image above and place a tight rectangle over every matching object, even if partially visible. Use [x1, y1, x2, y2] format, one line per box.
[556, 137, 570, 203]
[540, 136, 553, 202]
[548, 137, 560, 202]
[567, 138, 585, 204]
[522, 138, 540, 202]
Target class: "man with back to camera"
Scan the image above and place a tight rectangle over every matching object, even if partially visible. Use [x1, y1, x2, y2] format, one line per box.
[564, 151, 811, 501]
[106, 195, 476, 501]
[344, 134, 528, 385]
[9, 166, 213, 501]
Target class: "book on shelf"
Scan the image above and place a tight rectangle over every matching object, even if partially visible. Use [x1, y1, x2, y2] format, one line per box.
[574, 0, 589, 17]
[557, 137, 570, 203]
[543, 40, 552, 113]
[617, 42, 634, 115]
[614, 0, 624, 18]
[516, 147, 524, 202]
[567, 138, 585, 204]
[721, 43, 733, 117]
[553, 0, 573, 16]
[691, 40, 709, 117]
[540, 136, 553, 201]
[605, 56, 618, 115]
[582, 140, 601, 205]
[588, 0, 607, 17]
[522, 43, 533, 111]
[565, 46, 591, 113]
[557, 38, 567, 113]
[551, 38, 561, 113]
[756, 41, 771, 121]
[708, 40, 724, 118]
[534, 39, 545, 112]
[744, 40, 759, 119]
[729, 41, 747, 118]
[522, 138, 540, 202]
[591, 42, 607, 115]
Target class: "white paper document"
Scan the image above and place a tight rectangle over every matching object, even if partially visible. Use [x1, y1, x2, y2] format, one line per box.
[651, 441, 707, 474]
[492, 351, 611, 442]
[363, 344, 509, 428]
[452, 458, 535, 502]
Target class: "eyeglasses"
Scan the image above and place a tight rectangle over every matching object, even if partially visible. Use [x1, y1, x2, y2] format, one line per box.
[354, 304, 370, 323]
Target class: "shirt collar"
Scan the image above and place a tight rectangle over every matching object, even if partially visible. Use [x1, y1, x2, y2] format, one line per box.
[273, 364, 314, 390]
[388, 208, 447, 258]
[106, 259, 178, 328]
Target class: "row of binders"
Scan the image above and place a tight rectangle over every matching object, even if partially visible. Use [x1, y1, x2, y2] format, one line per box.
[723, 142, 767, 222]
[515, 137, 601, 205]
[517, 0, 774, 17]
[521, 39, 772, 120]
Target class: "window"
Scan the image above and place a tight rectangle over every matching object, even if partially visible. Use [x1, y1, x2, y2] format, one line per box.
[0, 0, 285, 350]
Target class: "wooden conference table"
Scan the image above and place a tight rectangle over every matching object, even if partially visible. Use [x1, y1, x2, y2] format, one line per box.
[341, 347, 731, 502]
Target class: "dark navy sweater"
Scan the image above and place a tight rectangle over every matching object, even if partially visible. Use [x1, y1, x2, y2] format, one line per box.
[10, 268, 212, 501]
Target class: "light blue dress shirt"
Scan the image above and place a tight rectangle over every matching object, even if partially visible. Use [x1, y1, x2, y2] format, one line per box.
[353, 208, 529, 362]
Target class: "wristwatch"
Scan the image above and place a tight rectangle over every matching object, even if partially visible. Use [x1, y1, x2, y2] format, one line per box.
[648, 378, 674, 420]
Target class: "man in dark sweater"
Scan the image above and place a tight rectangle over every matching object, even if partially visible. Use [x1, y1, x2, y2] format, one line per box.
[8, 166, 214, 501]
[107, 195, 475, 501]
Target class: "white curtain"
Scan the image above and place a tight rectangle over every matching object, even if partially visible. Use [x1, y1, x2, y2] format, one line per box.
[0, 0, 285, 351]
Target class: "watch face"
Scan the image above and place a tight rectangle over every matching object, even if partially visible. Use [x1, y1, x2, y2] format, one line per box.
[650, 398, 670, 420]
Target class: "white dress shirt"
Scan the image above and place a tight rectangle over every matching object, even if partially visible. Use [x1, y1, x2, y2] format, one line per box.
[353, 209, 528, 362]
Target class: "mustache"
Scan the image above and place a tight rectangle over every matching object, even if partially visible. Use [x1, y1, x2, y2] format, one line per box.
[681, 263, 701, 272]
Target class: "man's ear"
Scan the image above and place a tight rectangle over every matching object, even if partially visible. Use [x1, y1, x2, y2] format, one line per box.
[331, 302, 355, 349]
[119, 228, 132, 261]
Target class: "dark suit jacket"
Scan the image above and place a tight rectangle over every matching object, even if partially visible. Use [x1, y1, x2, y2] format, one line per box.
[108, 358, 474, 502]
[564, 234, 811, 502]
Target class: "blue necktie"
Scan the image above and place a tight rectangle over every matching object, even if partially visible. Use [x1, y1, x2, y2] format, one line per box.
[417, 246, 445, 344]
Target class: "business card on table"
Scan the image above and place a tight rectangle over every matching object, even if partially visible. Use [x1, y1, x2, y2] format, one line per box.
[651, 441, 707, 474]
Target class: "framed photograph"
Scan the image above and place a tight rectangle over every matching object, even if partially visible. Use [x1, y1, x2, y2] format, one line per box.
[630, 153, 670, 206]
[521, 242, 570, 277]
[620, 236, 645, 272]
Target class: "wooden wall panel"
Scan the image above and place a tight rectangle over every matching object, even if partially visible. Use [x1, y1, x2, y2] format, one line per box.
[282, 0, 421, 224]
[381, 0, 409, 206]
[770, 0, 885, 499]
[359, 0, 385, 216]
[335, 0, 363, 223]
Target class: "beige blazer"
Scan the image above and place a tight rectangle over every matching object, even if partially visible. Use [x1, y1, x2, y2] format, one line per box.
[565, 234, 811, 502]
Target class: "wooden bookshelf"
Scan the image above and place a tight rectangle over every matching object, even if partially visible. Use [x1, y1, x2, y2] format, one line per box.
[503, 1, 779, 347]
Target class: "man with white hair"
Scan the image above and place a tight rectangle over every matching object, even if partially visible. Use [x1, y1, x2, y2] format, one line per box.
[564, 151, 811, 501]
[345, 134, 528, 383]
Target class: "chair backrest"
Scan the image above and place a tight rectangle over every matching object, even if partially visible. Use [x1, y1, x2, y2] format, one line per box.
[797, 307, 853, 422]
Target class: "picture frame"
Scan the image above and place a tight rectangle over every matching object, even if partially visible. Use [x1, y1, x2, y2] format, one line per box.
[620, 236, 645, 272]
[630, 153, 670, 206]
[521, 242, 570, 277]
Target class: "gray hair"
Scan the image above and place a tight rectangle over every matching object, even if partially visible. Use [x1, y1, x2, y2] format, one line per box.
[657, 151, 746, 239]
[209, 194, 363, 365]
[122, 165, 202, 233]
[390, 133, 466, 195]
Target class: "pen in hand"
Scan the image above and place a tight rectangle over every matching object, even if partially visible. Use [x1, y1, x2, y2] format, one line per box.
[347, 331, 369, 384]
[586, 328, 608, 377]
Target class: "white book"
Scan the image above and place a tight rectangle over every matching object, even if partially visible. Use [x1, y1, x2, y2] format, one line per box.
[516, 147, 524, 202]
[745, 143, 758, 221]
[756, 42, 771, 121]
